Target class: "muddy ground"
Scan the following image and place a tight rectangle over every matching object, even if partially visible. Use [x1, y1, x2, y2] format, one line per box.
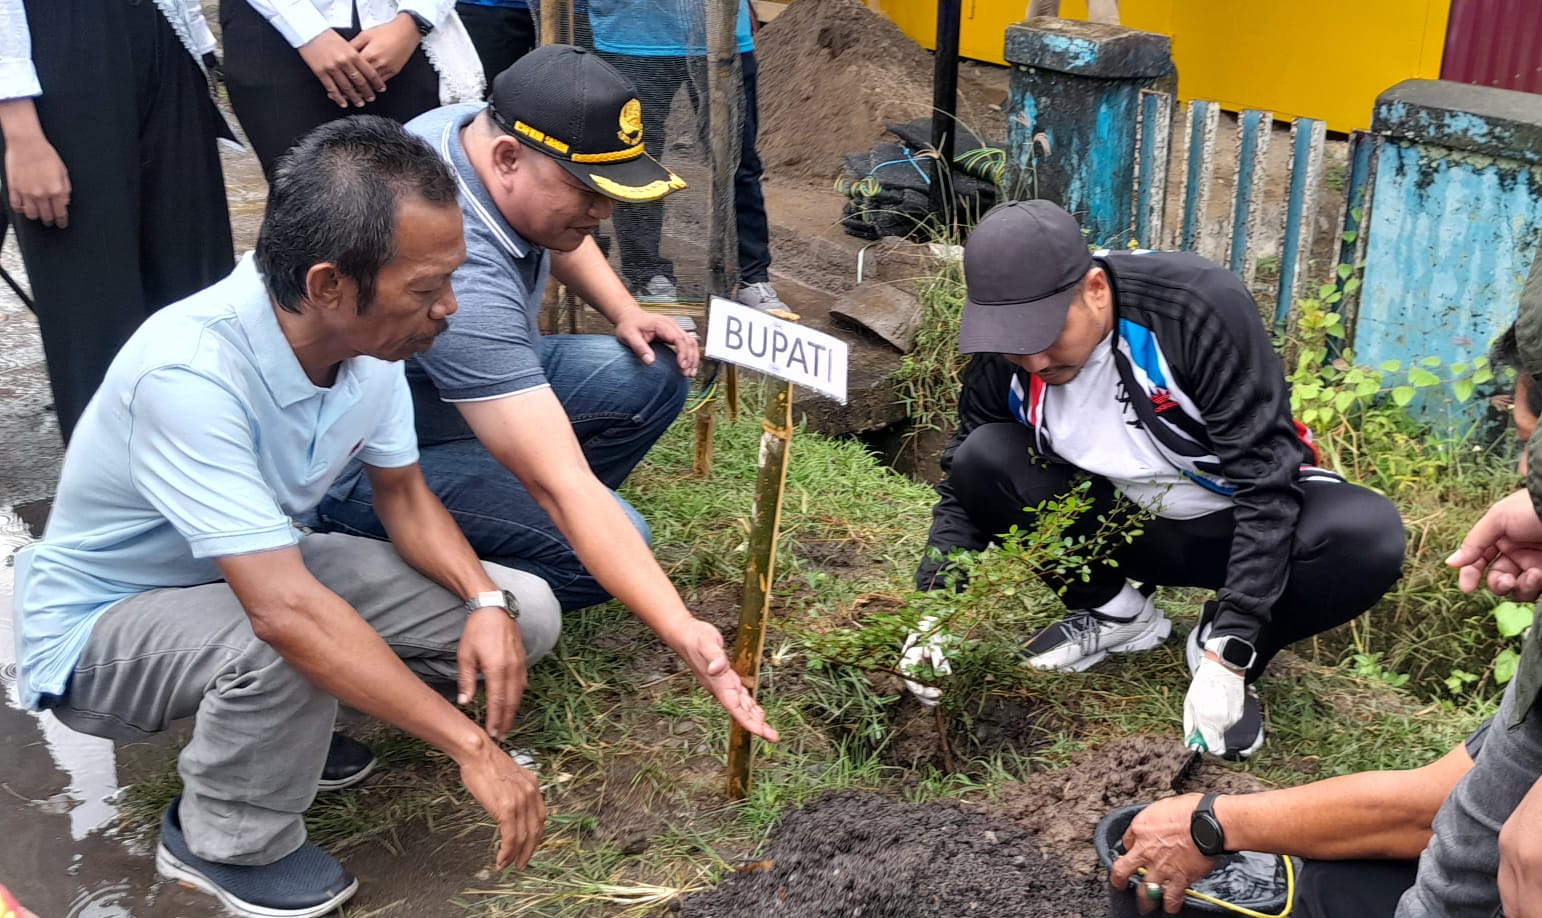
[678, 791, 1108, 918]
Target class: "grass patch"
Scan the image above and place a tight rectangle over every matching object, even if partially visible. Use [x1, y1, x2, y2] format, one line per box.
[117, 382, 1498, 915]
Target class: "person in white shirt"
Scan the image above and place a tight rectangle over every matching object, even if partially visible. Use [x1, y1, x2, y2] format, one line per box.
[221, 0, 485, 176]
[0, 0, 234, 442]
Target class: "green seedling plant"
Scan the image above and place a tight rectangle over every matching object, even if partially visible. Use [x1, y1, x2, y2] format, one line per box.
[1491, 600, 1535, 686]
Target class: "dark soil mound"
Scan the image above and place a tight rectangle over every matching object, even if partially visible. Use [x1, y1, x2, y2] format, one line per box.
[678, 790, 1107, 917]
[756, 0, 999, 182]
[992, 737, 1270, 875]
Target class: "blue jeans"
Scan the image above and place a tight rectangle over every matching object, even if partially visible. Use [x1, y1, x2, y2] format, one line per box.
[317, 336, 689, 612]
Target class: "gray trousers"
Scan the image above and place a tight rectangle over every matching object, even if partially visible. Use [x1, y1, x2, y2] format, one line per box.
[1025, 0, 1121, 23]
[1397, 679, 1542, 917]
[50, 533, 561, 866]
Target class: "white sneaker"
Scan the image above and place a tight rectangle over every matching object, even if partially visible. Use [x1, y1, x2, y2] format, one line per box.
[737, 281, 788, 313]
[899, 614, 952, 705]
[1020, 594, 1172, 672]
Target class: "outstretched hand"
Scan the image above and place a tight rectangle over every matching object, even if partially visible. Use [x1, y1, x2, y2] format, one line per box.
[614, 311, 700, 378]
[1447, 488, 1542, 600]
[674, 617, 779, 742]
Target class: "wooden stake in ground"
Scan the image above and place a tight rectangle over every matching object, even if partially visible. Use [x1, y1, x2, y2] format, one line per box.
[726, 378, 793, 799]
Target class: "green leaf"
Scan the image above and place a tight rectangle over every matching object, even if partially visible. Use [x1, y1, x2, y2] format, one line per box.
[1494, 601, 1535, 638]
[1342, 230, 1358, 243]
[1474, 367, 1494, 384]
[1420, 356, 1443, 367]
[1334, 390, 1356, 413]
[1453, 378, 1475, 402]
[1496, 647, 1522, 685]
[1344, 277, 1361, 294]
[1450, 362, 1469, 376]
[1408, 367, 1441, 387]
[1318, 282, 1338, 299]
[1392, 386, 1416, 407]
[1380, 360, 1402, 372]
[1337, 264, 1354, 280]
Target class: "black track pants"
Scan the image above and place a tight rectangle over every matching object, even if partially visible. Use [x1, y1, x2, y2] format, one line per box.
[947, 423, 1406, 678]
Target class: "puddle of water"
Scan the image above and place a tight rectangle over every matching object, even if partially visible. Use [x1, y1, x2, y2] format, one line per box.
[1, 506, 218, 918]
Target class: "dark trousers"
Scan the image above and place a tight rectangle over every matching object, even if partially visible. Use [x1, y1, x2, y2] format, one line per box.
[598, 50, 772, 289]
[950, 423, 1405, 679]
[456, 3, 536, 92]
[220, 0, 442, 179]
[2, 0, 234, 443]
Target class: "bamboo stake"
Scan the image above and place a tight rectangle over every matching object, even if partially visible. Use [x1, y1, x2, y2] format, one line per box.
[726, 379, 793, 799]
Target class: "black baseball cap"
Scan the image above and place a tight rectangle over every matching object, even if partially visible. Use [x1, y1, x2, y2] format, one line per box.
[958, 200, 1094, 355]
[488, 44, 687, 203]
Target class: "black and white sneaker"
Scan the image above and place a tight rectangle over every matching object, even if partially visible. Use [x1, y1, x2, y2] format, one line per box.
[157, 796, 358, 918]
[1020, 594, 1172, 672]
[1185, 600, 1220, 674]
[316, 733, 376, 792]
[1223, 687, 1266, 760]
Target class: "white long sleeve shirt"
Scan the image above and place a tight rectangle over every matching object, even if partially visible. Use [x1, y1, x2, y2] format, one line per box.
[244, 0, 457, 48]
[0, 0, 217, 101]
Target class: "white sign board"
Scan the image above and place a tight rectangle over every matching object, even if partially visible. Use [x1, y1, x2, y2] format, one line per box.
[704, 297, 848, 404]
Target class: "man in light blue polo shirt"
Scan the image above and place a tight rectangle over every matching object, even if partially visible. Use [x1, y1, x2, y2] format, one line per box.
[12, 116, 562, 918]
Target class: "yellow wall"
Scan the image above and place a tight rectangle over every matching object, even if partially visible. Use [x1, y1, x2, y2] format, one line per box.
[878, 0, 1452, 132]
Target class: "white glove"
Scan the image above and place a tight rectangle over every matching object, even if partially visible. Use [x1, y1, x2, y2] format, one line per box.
[899, 615, 952, 706]
[1183, 657, 1246, 753]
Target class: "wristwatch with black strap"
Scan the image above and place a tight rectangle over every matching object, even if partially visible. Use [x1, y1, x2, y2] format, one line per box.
[463, 589, 519, 621]
[404, 10, 435, 35]
[1190, 792, 1229, 857]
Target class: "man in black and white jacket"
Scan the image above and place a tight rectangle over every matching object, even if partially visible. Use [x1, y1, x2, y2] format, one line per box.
[910, 201, 1405, 758]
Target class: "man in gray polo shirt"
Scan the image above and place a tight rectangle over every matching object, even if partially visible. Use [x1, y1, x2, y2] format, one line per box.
[317, 46, 781, 747]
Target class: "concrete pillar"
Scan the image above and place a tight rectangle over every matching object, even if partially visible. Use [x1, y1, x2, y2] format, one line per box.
[1353, 80, 1542, 389]
[1003, 19, 1174, 246]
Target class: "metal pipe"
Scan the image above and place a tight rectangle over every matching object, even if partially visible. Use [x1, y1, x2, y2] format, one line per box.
[928, 0, 962, 225]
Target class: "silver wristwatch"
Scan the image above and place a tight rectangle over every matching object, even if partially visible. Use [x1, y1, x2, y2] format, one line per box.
[463, 589, 519, 621]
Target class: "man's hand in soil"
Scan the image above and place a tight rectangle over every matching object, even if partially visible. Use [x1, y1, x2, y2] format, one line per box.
[1110, 793, 1216, 915]
[1448, 487, 1542, 600]
[458, 739, 545, 870]
[457, 607, 528, 740]
[674, 617, 779, 742]
[297, 29, 384, 108]
[349, 14, 423, 84]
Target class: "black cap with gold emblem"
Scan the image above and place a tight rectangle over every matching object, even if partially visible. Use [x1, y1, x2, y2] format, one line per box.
[488, 44, 687, 203]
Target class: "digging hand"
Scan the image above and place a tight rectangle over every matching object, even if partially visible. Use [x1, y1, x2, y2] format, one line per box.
[677, 617, 779, 742]
[1448, 488, 1542, 600]
[898, 615, 951, 705]
[1183, 657, 1245, 756]
[459, 740, 546, 871]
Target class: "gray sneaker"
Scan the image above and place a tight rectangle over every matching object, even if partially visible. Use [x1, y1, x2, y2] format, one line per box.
[1020, 593, 1172, 672]
[157, 796, 358, 917]
[638, 275, 678, 301]
[737, 281, 788, 313]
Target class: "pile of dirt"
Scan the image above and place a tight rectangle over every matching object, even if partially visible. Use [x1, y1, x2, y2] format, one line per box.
[990, 737, 1270, 875]
[755, 0, 1000, 182]
[677, 790, 1106, 917]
